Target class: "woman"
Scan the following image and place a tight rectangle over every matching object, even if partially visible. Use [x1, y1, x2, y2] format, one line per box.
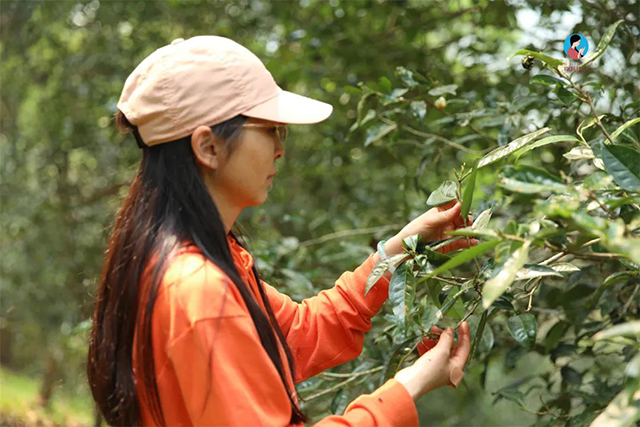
[568, 34, 585, 60]
[87, 35, 477, 426]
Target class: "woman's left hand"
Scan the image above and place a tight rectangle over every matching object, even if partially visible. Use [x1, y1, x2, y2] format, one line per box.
[395, 199, 479, 254]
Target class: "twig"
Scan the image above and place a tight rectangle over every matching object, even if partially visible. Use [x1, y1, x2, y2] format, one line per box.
[588, 190, 618, 217]
[402, 124, 480, 153]
[319, 366, 384, 379]
[304, 367, 384, 402]
[622, 283, 639, 315]
[566, 76, 614, 144]
[433, 275, 465, 287]
[455, 168, 481, 271]
[298, 224, 404, 248]
[455, 298, 480, 328]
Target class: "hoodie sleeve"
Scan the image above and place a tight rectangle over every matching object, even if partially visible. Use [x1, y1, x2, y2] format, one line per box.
[262, 252, 392, 383]
[167, 305, 418, 427]
[157, 250, 418, 426]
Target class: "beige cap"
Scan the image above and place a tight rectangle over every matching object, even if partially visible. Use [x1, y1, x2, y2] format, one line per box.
[117, 35, 333, 146]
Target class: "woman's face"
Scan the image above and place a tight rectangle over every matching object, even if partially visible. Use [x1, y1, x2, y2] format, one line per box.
[193, 117, 286, 209]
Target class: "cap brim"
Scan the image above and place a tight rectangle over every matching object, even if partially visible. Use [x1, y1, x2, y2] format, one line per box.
[241, 89, 333, 124]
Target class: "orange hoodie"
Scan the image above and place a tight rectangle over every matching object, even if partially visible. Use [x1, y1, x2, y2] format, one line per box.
[133, 234, 419, 426]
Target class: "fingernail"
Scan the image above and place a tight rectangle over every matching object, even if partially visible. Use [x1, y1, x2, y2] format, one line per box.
[450, 367, 464, 388]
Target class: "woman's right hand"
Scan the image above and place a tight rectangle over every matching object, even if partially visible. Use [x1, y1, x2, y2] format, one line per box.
[394, 321, 471, 401]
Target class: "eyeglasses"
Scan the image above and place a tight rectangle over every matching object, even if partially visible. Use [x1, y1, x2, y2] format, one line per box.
[242, 122, 287, 144]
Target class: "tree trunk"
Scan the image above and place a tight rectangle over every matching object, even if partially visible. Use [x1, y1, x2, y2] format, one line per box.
[93, 403, 103, 427]
[0, 321, 12, 367]
[37, 351, 58, 409]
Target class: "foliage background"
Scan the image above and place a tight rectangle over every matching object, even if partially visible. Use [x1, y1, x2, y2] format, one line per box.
[1, 0, 638, 425]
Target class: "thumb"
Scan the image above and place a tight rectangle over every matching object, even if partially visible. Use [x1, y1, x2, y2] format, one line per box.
[434, 201, 461, 225]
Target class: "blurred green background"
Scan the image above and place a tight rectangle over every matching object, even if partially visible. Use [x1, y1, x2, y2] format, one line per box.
[1, 0, 638, 425]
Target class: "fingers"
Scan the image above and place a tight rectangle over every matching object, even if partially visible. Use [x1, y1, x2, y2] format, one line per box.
[418, 326, 443, 355]
[434, 201, 461, 225]
[452, 321, 471, 369]
[449, 366, 465, 388]
[438, 200, 458, 211]
[417, 338, 437, 356]
[434, 327, 455, 354]
[437, 238, 479, 253]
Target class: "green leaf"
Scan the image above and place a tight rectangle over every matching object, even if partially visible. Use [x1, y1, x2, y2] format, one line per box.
[599, 143, 640, 192]
[514, 263, 564, 281]
[426, 180, 458, 207]
[556, 86, 578, 105]
[357, 92, 373, 127]
[423, 240, 502, 280]
[389, 262, 415, 333]
[549, 262, 580, 273]
[610, 117, 640, 142]
[494, 389, 526, 407]
[590, 389, 640, 427]
[583, 19, 625, 66]
[478, 127, 551, 168]
[343, 85, 362, 96]
[577, 115, 606, 141]
[530, 74, 565, 87]
[382, 88, 409, 106]
[365, 253, 408, 297]
[545, 321, 568, 353]
[593, 321, 640, 340]
[426, 279, 443, 308]
[460, 159, 479, 220]
[378, 76, 392, 93]
[428, 84, 457, 96]
[492, 297, 515, 311]
[472, 208, 492, 230]
[410, 100, 427, 121]
[402, 233, 421, 253]
[564, 145, 596, 161]
[441, 288, 465, 321]
[603, 271, 639, 287]
[583, 171, 613, 190]
[421, 245, 453, 265]
[396, 66, 419, 88]
[498, 165, 568, 194]
[513, 135, 580, 161]
[510, 49, 565, 68]
[434, 285, 468, 321]
[467, 313, 495, 355]
[445, 227, 499, 240]
[360, 109, 376, 127]
[330, 389, 348, 414]
[561, 366, 582, 387]
[381, 335, 422, 384]
[364, 122, 397, 147]
[482, 240, 532, 308]
[507, 313, 537, 347]
[469, 309, 489, 362]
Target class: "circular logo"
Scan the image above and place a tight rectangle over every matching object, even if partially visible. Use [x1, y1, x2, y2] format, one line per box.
[563, 34, 589, 61]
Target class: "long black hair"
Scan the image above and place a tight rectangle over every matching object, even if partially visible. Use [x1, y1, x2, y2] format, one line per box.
[86, 110, 309, 425]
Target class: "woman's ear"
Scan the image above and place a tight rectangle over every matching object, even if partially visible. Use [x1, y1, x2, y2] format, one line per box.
[191, 126, 224, 171]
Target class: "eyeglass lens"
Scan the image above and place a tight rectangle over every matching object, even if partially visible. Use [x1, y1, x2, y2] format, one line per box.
[277, 125, 287, 143]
